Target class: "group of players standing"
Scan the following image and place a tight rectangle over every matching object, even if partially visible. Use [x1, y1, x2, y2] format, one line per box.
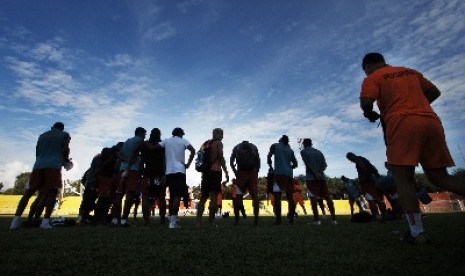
[9, 52, 465, 245]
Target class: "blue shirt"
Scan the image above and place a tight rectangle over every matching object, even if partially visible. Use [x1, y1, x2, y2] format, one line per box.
[33, 128, 70, 170]
[300, 146, 327, 181]
[376, 172, 396, 195]
[120, 136, 143, 171]
[269, 142, 297, 177]
[343, 178, 358, 199]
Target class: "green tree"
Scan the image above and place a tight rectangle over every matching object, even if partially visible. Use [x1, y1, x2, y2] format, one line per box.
[10, 172, 31, 195]
[327, 177, 345, 199]
[0, 182, 3, 193]
[415, 172, 444, 193]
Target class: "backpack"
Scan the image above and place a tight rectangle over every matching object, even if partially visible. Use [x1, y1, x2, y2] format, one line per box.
[236, 141, 258, 170]
[351, 211, 372, 223]
[195, 140, 213, 172]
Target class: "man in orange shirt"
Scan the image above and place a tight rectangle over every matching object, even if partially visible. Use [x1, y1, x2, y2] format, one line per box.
[360, 53, 465, 244]
[196, 128, 229, 227]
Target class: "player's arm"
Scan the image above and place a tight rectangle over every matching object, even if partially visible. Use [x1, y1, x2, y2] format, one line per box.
[267, 145, 275, 170]
[218, 143, 229, 182]
[321, 154, 328, 172]
[254, 146, 261, 172]
[423, 86, 441, 104]
[62, 134, 71, 162]
[185, 144, 195, 168]
[290, 152, 298, 169]
[360, 97, 380, 122]
[230, 147, 237, 176]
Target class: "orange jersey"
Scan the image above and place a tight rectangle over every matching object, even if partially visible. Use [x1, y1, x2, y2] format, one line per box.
[361, 65, 454, 168]
[292, 179, 304, 204]
[360, 65, 437, 124]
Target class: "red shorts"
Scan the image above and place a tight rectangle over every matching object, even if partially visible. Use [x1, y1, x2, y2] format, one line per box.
[386, 115, 454, 168]
[116, 170, 141, 194]
[97, 175, 116, 197]
[306, 180, 329, 198]
[293, 192, 304, 205]
[28, 168, 62, 192]
[273, 175, 293, 193]
[235, 169, 258, 195]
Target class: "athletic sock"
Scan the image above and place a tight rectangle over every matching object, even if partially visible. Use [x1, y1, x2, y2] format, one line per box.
[9, 216, 21, 229]
[407, 213, 424, 237]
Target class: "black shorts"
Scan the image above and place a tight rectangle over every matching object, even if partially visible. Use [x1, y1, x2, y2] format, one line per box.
[166, 173, 186, 198]
[145, 177, 166, 199]
[201, 170, 222, 196]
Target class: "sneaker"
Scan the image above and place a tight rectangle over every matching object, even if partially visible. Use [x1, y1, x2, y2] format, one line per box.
[120, 222, 131, 227]
[169, 222, 181, 229]
[308, 220, 322, 225]
[110, 218, 119, 227]
[401, 231, 431, 245]
[9, 216, 21, 230]
[332, 220, 338, 225]
[39, 220, 53, 229]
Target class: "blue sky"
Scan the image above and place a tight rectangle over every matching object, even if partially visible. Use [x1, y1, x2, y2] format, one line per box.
[1, 0, 464, 190]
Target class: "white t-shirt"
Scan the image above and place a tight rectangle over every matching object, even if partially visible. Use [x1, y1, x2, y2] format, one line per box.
[159, 136, 191, 175]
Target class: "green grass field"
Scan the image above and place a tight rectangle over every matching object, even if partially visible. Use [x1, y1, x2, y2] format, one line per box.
[1, 213, 464, 276]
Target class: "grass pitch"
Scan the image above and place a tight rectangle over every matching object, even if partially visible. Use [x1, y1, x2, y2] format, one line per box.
[0, 213, 464, 275]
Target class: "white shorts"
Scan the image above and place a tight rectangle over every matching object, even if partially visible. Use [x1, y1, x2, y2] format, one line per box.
[365, 193, 374, 201]
[272, 183, 281, 193]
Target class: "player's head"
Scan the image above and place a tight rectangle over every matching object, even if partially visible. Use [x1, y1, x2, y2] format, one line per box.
[135, 127, 147, 137]
[52, 122, 65, 130]
[362, 52, 386, 75]
[346, 152, 356, 161]
[302, 138, 312, 147]
[172, 127, 185, 137]
[149, 128, 161, 142]
[279, 135, 289, 144]
[213, 128, 224, 140]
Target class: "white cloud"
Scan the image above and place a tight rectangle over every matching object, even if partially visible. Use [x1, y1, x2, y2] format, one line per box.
[105, 54, 136, 68]
[0, 161, 31, 190]
[144, 22, 176, 42]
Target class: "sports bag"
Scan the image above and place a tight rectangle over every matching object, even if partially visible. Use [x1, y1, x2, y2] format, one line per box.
[195, 140, 213, 172]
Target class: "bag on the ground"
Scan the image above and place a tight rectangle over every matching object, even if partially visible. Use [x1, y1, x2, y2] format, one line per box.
[351, 211, 372, 223]
[195, 140, 213, 172]
[51, 217, 77, 227]
[236, 142, 258, 170]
